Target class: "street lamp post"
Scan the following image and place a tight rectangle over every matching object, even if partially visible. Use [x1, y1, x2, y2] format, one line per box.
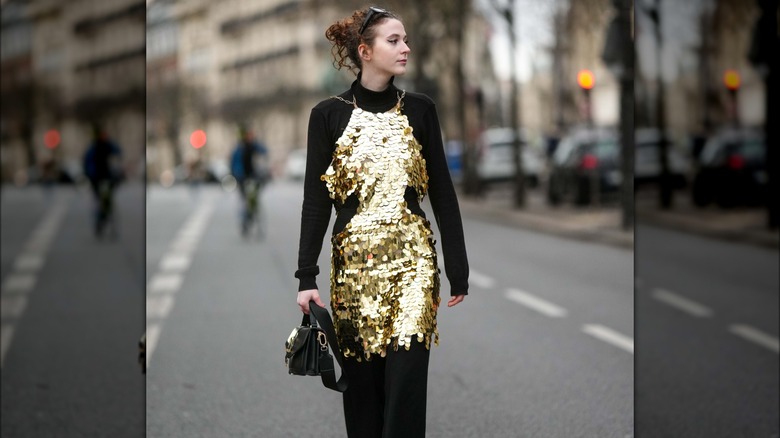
[647, 0, 673, 209]
[577, 69, 599, 205]
[502, 0, 526, 208]
[577, 69, 595, 127]
[723, 69, 741, 127]
[602, 0, 635, 230]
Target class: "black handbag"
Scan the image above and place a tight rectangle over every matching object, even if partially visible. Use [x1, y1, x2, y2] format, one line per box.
[284, 301, 348, 392]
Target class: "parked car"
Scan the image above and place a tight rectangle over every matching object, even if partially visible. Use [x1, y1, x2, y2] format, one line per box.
[476, 128, 542, 191]
[284, 149, 307, 181]
[547, 128, 621, 206]
[691, 128, 766, 208]
[634, 127, 689, 189]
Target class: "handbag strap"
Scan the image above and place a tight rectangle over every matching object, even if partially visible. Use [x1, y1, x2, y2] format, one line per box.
[308, 301, 348, 392]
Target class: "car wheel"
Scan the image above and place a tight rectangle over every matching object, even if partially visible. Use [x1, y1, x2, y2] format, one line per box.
[547, 177, 561, 206]
[691, 174, 711, 207]
[574, 177, 591, 206]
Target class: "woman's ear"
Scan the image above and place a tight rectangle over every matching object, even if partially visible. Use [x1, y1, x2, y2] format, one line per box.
[358, 44, 371, 61]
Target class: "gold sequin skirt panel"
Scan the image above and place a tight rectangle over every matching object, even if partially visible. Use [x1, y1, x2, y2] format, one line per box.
[330, 211, 441, 361]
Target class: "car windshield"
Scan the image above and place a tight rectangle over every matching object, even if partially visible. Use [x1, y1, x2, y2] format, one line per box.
[740, 139, 765, 160]
[593, 140, 618, 159]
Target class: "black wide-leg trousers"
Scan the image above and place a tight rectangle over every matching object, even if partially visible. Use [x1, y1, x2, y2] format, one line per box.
[342, 341, 431, 438]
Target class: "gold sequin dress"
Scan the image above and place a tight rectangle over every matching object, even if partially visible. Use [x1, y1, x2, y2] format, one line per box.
[322, 95, 441, 361]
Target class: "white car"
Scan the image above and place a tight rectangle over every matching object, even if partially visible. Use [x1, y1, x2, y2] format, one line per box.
[285, 149, 307, 181]
[476, 128, 541, 188]
[634, 127, 689, 188]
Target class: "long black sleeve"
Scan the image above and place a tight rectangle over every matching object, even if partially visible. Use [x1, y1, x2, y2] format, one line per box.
[419, 102, 470, 296]
[294, 107, 334, 291]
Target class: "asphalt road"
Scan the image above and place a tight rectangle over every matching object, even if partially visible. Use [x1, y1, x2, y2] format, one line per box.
[636, 224, 779, 437]
[1, 183, 145, 438]
[5, 182, 774, 437]
[144, 181, 634, 438]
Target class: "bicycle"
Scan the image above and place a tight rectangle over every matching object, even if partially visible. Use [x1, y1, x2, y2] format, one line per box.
[241, 178, 265, 240]
[94, 180, 117, 239]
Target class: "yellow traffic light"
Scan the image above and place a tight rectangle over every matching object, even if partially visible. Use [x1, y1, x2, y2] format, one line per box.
[577, 69, 595, 90]
[723, 69, 740, 91]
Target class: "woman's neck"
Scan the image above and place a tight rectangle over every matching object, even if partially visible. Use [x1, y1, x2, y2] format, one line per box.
[359, 70, 392, 92]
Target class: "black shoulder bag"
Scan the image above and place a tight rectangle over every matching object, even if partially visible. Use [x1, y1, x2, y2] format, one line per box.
[284, 301, 348, 392]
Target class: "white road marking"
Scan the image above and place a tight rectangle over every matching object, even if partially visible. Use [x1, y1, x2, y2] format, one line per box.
[144, 200, 216, 370]
[2, 274, 37, 294]
[170, 239, 198, 252]
[652, 289, 713, 317]
[160, 254, 192, 272]
[1, 296, 28, 319]
[469, 270, 496, 289]
[1, 324, 16, 366]
[147, 294, 175, 319]
[145, 323, 161, 370]
[582, 324, 634, 354]
[505, 288, 568, 318]
[148, 274, 183, 294]
[13, 254, 44, 272]
[0, 197, 68, 367]
[729, 325, 779, 354]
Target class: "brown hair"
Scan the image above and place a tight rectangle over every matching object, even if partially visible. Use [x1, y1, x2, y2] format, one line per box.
[325, 7, 400, 75]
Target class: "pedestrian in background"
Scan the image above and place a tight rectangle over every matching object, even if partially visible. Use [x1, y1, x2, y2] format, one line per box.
[83, 124, 123, 236]
[230, 125, 270, 231]
[295, 6, 469, 437]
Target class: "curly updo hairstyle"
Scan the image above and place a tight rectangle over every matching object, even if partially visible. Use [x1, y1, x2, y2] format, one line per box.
[325, 7, 400, 75]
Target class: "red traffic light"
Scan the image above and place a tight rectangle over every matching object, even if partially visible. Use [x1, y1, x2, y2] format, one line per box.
[44, 129, 60, 149]
[190, 129, 207, 149]
[723, 70, 740, 91]
[577, 69, 595, 90]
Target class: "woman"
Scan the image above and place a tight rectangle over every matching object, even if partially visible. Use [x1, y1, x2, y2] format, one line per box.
[295, 6, 469, 437]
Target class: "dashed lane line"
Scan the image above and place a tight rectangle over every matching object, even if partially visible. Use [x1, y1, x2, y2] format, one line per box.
[2, 274, 37, 294]
[505, 288, 568, 318]
[148, 274, 184, 294]
[652, 288, 713, 318]
[160, 254, 192, 272]
[1, 295, 28, 319]
[469, 270, 496, 289]
[729, 325, 779, 354]
[582, 324, 634, 354]
[144, 199, 216, 369]
[0, 324, 16, 365]
[0, 198, 69, 366]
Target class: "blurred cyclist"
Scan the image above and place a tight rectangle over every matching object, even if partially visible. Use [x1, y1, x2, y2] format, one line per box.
[83, 124, 122, 237]
[230, 125, 270, 235]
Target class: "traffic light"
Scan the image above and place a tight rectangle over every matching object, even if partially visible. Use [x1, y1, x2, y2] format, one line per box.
[723, 69, 741, 91]
[577, 69, 595, 90]
[44, 129, 60, 149]
[190, 129, 207, 149]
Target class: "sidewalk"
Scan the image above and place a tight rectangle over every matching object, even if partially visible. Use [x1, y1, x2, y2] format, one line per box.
[456, 185, 634, 250]
[635, 189, 779, 250]
[456, 184, 778, 251]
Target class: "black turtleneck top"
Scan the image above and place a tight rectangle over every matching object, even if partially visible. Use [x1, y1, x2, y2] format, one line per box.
[295, 76, 469, 296]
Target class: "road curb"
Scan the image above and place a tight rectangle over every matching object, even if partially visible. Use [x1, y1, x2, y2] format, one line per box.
[459, 199, 634, 250]
[636, 209, 779, 250]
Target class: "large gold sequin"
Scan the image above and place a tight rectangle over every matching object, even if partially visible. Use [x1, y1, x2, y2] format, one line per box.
[322, 102, 440, 361]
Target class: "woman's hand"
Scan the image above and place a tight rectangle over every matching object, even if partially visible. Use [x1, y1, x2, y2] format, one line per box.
[447, 294, 465, 307]
[297, 289, 325, 314]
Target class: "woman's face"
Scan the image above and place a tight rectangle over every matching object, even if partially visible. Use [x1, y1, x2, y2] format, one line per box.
[364, 18, 410, 77]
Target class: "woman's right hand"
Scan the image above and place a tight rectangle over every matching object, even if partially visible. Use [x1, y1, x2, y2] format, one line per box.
[297, 289, 325, 314]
